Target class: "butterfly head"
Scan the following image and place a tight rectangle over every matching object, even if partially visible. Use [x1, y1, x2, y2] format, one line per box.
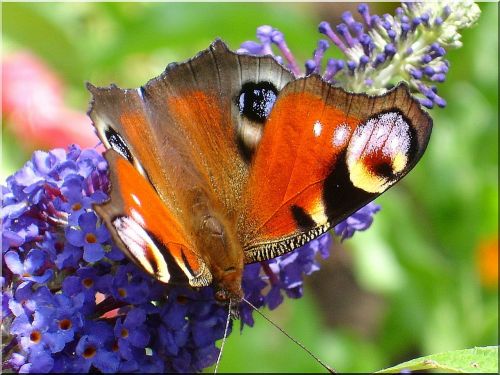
[213, 266, 244, 304]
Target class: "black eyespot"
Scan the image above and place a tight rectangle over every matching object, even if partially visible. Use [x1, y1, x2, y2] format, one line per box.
[237, 81, 278, 123]
[105, 127, 132, 162]
[372, 161, 394, 178]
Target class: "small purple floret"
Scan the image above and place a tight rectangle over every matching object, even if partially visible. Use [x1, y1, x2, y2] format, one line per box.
[419, 97, 434, 109]
[373, 53, 386, 67]
[334, 203, 381, 241]
[305, 60, 317, 75]
[359, 33, 373, 52]
[351, 22, 364, 37]
[421, 54, 433, 64]
[323, 58, 345, 82]
[239, 41, 265, 55]
[442, 5, 451, 20]
[412, 17, 422, 29]
[357, 3, 372, 26]
[384, 43, 396, 57]
[347, 60, 357, 72]
[423, 66, 435, 76]
[420, 12, 430, 25]
[370, 15, 381, 27]
[434, 95, 447, 107]
[359, 55, 370, 67]
[382, 20, 392, 31]
[336, 23, 356, 48]
[319, 21, 348, 53]
[342, 11, 356, 26]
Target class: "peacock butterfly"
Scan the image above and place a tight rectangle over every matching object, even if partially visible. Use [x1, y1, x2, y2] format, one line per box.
[87, 39, 432, 304]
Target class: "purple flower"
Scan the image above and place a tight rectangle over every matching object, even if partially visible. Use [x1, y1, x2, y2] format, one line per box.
[105, 264, 153, 305]
[65, 212, 109, 262]
[74, 322, 120, 373]
[10, 308, 55, 353]
[238, 233, 333, 328]
[113, 308, 150, 360]
[62, 267, 101, 307]
[48, 293, 85, 348]
[19, 348, 55, 373]
[56, 173, 107, 225]
[4, 249, 53, 283]
[6, 353, 26, 372]
[334, 202, 381, 240]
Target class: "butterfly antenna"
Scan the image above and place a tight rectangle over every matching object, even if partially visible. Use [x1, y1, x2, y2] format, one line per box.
[242, 297, 336, 374]
[214, 299, 232, 373]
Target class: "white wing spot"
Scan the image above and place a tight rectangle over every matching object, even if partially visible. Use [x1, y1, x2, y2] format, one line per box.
[332, 123, 350, 147]
[313, 120, 322, 137]
[131, 193, 141, 206]
[113, 216, 170, 283]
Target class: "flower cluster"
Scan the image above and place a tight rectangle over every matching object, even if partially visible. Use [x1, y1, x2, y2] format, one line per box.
[239, 1, 480, 108]
[1, 145, 373, 372]
[1, 147, 223, 372]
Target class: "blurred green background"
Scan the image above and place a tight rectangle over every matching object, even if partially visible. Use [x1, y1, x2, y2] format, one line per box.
[2, 2, 498, 373]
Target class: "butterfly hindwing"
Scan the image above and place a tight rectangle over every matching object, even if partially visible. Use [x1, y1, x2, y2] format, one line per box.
[240, 76, 432, 263]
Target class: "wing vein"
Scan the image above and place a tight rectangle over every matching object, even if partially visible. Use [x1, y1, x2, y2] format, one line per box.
[247, 178, 325, 245]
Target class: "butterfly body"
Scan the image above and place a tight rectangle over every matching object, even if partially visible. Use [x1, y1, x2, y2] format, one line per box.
[87, 39, 432, 303]
[188, 186, 245, 301]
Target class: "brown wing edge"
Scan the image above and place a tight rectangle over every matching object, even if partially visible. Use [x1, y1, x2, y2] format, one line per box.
[85, 38, 293, 112]
[140, 39, 294, 92]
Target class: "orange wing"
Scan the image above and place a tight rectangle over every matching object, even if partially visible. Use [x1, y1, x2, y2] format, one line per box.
[95, 150, 212, 287]
[240, 76, 432, 263]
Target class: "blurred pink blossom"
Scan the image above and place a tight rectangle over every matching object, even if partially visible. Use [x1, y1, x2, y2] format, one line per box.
[2, 52, 101, 151]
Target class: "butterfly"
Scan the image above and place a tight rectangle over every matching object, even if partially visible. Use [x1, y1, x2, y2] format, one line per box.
[87, 39, 432, 304]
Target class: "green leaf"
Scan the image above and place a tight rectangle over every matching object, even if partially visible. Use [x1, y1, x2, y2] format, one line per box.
[376, 346, 499, 373]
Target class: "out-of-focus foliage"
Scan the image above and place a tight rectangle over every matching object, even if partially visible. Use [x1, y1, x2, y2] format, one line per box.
[2, 2, 497, 373]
